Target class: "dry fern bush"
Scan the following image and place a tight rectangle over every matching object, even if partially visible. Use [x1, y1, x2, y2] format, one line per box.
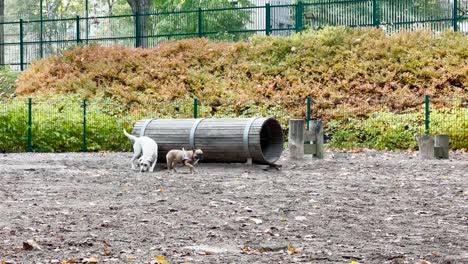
[15, 27, 467, 120]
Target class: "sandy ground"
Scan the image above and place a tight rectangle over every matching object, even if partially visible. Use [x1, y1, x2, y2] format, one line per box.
[0, 150, 467, 264]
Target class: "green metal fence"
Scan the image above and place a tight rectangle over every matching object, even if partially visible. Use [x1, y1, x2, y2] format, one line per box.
[314, 96, 468, 150]
[1, 0, 467, 70]
[0, 96, 294, 152]
[0, 95, 466, 152]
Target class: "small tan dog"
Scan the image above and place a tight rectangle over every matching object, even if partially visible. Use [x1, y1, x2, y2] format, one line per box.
[166, 148, 204, 174]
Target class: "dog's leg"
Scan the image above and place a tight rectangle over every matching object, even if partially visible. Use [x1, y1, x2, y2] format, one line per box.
[131, 142, 142, 170]
[150, 156, 157, 172]
[185, 163, 196, 174]
[167, 159, 172, 171]
[171, 161, 178, 173]
[130, 153, 139, 170]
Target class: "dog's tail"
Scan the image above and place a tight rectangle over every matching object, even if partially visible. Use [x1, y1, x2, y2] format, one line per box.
[123, 128, 137, 143]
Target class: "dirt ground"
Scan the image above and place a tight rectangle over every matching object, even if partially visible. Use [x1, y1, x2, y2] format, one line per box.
[0, 150, 467, 264]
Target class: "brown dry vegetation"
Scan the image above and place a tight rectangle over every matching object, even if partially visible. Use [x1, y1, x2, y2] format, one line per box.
[16, 27, 467, 117]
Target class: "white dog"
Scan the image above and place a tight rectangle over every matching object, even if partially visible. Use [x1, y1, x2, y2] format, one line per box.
[123, 128, 158, 172]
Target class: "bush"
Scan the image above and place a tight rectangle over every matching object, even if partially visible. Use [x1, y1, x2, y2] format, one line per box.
[15, 28, 467, 120]
[0, 96, 200, 152]
[0, 68, 19, 98]
[0, 100, 28, 152]
[327, 107, 468, 150]
[5, 27, 467, 151]
[1, 95, 465, 152]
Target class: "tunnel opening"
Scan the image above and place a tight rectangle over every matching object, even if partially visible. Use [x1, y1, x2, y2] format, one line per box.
[259, 118, 284, 164]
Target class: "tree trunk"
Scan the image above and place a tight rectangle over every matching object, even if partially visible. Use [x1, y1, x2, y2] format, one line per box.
[127, 0, 151, 48]
[0, 0, 5, 66]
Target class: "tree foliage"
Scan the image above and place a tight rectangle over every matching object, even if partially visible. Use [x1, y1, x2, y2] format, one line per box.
[153, 0, 252, 41]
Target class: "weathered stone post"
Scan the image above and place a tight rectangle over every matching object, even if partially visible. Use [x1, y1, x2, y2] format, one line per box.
[289, 119, 305, 159]
[311, 120, 324, 159]
[416, 134, 434, 159]
[434, 135, 449, 159]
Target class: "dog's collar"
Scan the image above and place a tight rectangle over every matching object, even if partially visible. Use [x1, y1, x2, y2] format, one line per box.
[183, 151, 197, 164]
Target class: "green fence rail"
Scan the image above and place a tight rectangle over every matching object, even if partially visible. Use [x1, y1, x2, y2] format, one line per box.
[0, 95, 466, 153]
[1, 0, 467, 70]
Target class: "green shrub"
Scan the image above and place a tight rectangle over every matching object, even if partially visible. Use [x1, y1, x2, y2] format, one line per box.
[1, 95, 466, 152]
[0, 96, 203, 152]
[430, 108, 468, 149]
[0, 68, 19, 98]
[327, 108, 468, 150]
[0, 100, 28, 152]
[0, 96, 132, 152]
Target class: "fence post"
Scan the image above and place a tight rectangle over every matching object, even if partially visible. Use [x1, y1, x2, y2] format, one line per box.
[135, 12, 140, 47]
[40, 0, 43, 58]
[306, 96, 311, 130]
[85, 0, 89, 43]
[20, 19, 24, 71]
[193, 98, 198, 119]
[453, 0, 458, 32]
[76, 16, 81, 44]
[305, 96, 311, 144]
[372, 0, 380, 27]
[425, 95, 430, 134]
[295, 1, 303, 33]
[27, 97, 32, 152]
[265, 2, 271, 36]
[198, 8, 203, 38]
[82, 99, 87, 152]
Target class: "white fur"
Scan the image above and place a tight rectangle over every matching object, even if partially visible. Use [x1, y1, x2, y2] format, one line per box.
[123, 128, 158, 172]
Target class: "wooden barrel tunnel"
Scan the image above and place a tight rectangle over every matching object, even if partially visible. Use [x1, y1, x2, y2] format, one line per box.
[132, 117, 284, 165]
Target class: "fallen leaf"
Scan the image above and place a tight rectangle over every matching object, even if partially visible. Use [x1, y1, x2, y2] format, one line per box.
[84, 257, 98, 263]
[287, 245, 296, 254]
[127, 255, 136, 260]
[154, 255, 168, 264]
[104, 249, 111, 255]
[23, 240, 41, 250]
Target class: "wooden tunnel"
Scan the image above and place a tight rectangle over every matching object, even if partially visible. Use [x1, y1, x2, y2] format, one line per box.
[132, 117, 284, 165]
